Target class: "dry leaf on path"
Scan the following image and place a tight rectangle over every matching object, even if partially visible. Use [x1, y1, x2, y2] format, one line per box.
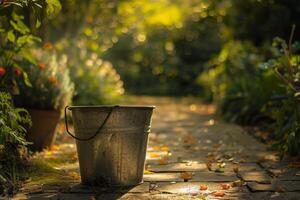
[220, 183, 231, 190]
[180, 172, 193, 181]
[233, 166, 239, 173]
[159, 158, 168, 165]
[231, 180, 244, 187]
[144, 170, 154, 174]
[148, 153, 161, 158]
[200, 184, 208, 190]
[211, 191, 225, 197]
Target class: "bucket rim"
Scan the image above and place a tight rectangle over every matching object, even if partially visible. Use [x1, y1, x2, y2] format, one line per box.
[67, 105, 155, 110]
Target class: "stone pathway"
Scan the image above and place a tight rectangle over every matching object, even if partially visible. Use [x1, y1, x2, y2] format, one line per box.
[10, 97, 300, 199]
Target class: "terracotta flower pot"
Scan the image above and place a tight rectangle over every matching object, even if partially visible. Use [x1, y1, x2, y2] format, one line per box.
[27, 109, 61, 151]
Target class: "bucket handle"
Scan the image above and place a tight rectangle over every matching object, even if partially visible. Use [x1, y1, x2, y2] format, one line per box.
[64, 105, 118, 141]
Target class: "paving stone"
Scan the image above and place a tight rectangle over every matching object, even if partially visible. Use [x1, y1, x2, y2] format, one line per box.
[27, 193, 58, 200]
[96, 193, 207, 200]
[209, 163, 263, 173]
[9, 193, 29, 200]
[143, 172, 182, 182]
[192, 172, 239, 182]
[238, 171, 272, 183]
[152, 182, 246, 194]
[147, 163, 207, 172]
[56, 193, 96, 200]
[247, 181, 300, 192]
[67, 183, 150, 194]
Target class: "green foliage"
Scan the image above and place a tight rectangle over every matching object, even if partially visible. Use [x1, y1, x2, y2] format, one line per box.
[201, 36, 300, 156]
[262, 37, 300, 156]
[16, 48, 74, 110]
[0, 0, 62, 95]
[0, 11, 40, 93]
[0, 92, 31, 145]
[0, 92, 32, 195]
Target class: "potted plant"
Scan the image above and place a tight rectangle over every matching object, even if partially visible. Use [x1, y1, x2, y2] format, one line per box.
[15, 47, 74, 151]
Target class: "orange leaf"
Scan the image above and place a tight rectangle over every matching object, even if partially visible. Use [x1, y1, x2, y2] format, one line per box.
[149, 153, 160, 158]
[144, 170, 154, 174]
[220, 183, 231, 190]
[200, 184, 208, 190]
[161, 146, 170, 152]
[159, 158, 168, 165]
[180, 172, 193, 181]
[211, 191, 225, 197]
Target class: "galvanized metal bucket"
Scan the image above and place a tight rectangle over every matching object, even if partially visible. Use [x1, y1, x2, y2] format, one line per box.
[64, 105, 155, 186]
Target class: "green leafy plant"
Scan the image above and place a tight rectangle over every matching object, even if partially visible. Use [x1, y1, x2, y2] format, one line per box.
[0, 92, 32, 195]
[0, 0, 62, 94]
[262, 30, 300, 156]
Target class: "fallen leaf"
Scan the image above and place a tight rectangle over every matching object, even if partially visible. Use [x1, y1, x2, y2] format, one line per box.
[220, 183, 231, 190]
[183, 135, 198, 145]
[159, 158, 168, 165]
[68, 172, 80, 180]
[207, 153, 216, 161]
[200, 184, 208, 190]
[218, 162, 226, 168]
[211, 191, 225, 197]
[161, 146, 170, 152]
[212, 143, 221, 148]
[215, 168, 225, 173]
[149, 153, 160, 158]
[206, 163, 212, 171]
[231, 180, 244, 187]
[180, 172, 193, 181]
[144, 170, 154, 174]
[233, 166, 239, 173]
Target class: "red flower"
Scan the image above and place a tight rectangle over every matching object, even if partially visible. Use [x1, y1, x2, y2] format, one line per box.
[14, 68, 22, 77]
[43, 42, 53, 49]
[0, 67, 6, 76]
[38, 63, 46, 70]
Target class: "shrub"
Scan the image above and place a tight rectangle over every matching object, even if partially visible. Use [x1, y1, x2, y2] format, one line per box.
[262, 36, 300, 156]
[198, 40, 271, 124]
[0, 92, 32, 195]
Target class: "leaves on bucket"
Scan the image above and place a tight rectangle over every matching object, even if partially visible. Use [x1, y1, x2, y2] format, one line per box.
[220, 183, 231, 190]
[180, 172, 193, 181]
[200, 184, 208, 190]
[211, 191, 225, 197]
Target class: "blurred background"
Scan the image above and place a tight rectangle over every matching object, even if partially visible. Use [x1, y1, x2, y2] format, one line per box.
[1, 0, 300, 156]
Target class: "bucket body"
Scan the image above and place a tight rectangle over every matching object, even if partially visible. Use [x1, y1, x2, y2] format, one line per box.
[69, 106, 154, 186]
